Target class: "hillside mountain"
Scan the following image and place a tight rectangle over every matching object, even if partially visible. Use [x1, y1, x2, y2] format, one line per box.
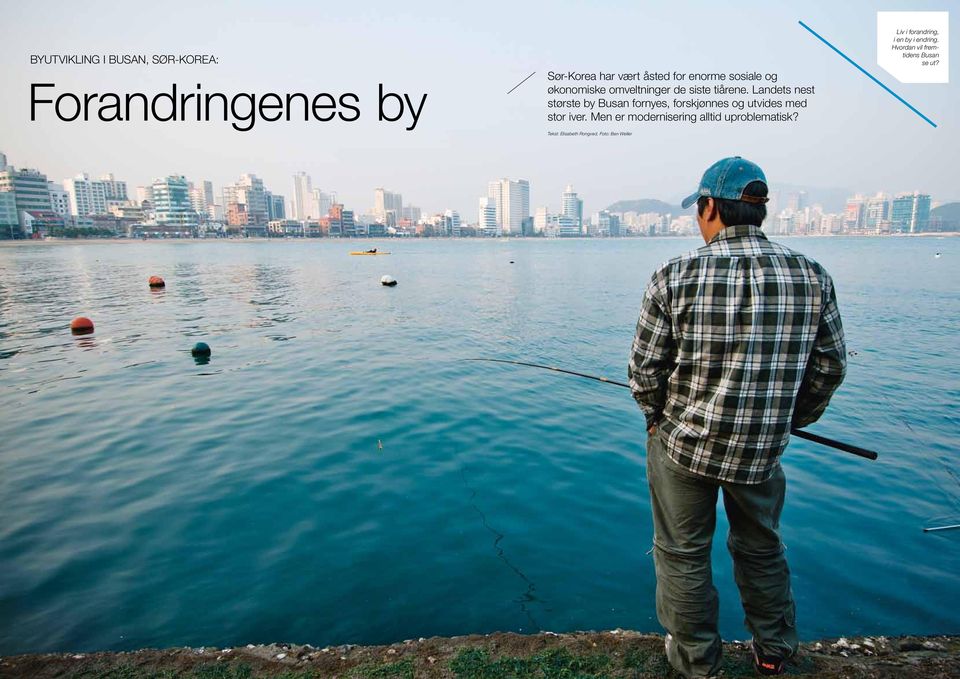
[606, 198, 685, 214]
[768, 184, 850, 213]
[931, 202, 960, 221]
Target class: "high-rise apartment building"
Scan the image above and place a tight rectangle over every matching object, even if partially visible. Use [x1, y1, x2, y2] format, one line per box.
[374, 188, 403, 225]
[188, 182, 208, 217]
[593, 210, 621, 237]
[293, 172, 314, 220]
[152, 175, 198, 229]
[327, 203, 355, 237]
[478, 196, 497, 235]
[561, 184, 583, 234]
[891, 192, 931, 233]
[201, 181, 216, 218]
[534, 206, 550, 235]
[99, 174, 128, 202]
[265, 191, 285, 221]
[48, 182, 71, 216]
[223, 174, 268, 226]
[786, 191, 807, 213]
[864, 194, 890, 232]
[64, 173, 108, 216]
[487, 178, 529, 235]
[442, 209, 461, 236]
[0, 168, 53, 232]
[313, 189, 334, 219]
[843, 196, 866, 232]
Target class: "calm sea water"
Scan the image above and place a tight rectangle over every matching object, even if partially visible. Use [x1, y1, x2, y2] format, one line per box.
[0, 237, 957, 655]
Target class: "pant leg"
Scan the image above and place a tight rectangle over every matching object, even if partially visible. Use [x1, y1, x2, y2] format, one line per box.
[721, 464, 798, 659]
[646, 432, 723, 678]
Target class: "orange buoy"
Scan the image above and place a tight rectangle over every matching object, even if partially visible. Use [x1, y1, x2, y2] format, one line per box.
[70, 316, 94, 335]
[148, 275, 166, 288]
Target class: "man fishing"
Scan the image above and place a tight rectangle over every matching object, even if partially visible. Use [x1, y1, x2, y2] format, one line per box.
[627, 157, 847, 677]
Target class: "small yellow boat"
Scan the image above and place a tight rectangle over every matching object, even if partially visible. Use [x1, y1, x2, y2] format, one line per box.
[349, 250, 391, 256]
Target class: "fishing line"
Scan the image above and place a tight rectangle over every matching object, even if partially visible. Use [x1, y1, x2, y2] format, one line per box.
[465, 358, 879, 461]
[458, 463, 544, 631]
[871, 367, 960, 526]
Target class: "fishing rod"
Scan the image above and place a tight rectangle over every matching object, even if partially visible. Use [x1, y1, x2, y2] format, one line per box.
[466, 358, 879, 461]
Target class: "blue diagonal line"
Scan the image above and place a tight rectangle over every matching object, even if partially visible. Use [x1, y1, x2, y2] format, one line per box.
[798, 20, 937, 128]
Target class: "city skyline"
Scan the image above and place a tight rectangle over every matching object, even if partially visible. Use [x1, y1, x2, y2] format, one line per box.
[2, 1, 957, 220]
[1, 148, 955, 239]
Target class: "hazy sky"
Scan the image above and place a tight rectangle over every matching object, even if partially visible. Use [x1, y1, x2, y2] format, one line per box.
[1, 0, 956, 218]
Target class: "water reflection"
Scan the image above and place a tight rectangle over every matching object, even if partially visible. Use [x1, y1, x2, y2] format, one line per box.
[245, 263, 297, 333]
[73, 336, 97, 350]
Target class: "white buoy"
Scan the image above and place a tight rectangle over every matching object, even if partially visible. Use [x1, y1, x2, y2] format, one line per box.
[381, 275, 397, 287]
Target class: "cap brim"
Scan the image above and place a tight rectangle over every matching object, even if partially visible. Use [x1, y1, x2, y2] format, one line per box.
[680, 192, 700, 209]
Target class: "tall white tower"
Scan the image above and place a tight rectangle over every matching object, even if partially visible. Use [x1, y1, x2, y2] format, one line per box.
[293, 172, 313, 220]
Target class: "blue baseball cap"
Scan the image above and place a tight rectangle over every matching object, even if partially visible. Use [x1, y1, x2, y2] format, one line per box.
[681, 156, 769, 209]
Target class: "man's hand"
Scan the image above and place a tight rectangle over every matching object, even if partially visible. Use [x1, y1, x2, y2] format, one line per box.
[647, 426, 657, 436]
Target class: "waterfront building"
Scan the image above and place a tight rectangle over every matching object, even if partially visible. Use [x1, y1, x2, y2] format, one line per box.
[152, 175, 198, 232]
[47, 182, 71, 217]
[443, 209, 461, 236]
[99, 174, 128, 202]
[313, 189, 334, 219]
[188, 183, 208, 218]
[109, 203, 146, 221]
[293, 172, 313, 220]
[303, 220, 322, 237]
[268, 219, 303, 237]
[820, 212, 844, 235]
[0, 167, 53, 234]
[374, 188, 403, 226]
[891, 192, 931, 233]
[272, 193, 286, 220]
[864, 194, 890, 233]
[223, 174, 268, 227]
[534, 206, 550, 235]
[0, 167, 53, 214]
[327, 203, 356, 237]
[843, 196, 866, 233]
[478, 196, 498, 236]
[556, 214, 580, 237]
[135, 185, 154, 205]
[64, 173, 108, 215]
[20, 210, 65, 237]
[593, 210, 622, 237]
[264, 191, 286, 221]
[0, 190, 18, 238]
[487, 178, 529, 235]
[786, 191, 807, 213]
[201, 181, 215, 217]
[561, 184, 583, 234]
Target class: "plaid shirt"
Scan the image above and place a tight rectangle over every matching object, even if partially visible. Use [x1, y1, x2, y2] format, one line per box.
[628, 225, 847, 483]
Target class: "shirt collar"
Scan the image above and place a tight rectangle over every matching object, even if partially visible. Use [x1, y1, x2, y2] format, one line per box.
[708, 224, 768, 245]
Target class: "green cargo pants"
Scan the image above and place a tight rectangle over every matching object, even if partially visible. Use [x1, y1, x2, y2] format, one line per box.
[646, 431, 798, 678]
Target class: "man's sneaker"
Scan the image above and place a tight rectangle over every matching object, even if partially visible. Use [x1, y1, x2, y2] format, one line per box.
[752, 642, 786, 676]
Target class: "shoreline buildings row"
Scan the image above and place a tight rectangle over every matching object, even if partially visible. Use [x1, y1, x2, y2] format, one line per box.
[0, 151, 953, 239]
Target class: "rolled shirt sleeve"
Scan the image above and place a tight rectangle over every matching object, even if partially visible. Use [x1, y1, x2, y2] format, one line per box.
[793, 274, 847, 428]
[628, 267, 676, 430]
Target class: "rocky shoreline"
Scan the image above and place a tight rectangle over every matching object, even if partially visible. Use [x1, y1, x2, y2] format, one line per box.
[1, 631, 958, 678]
